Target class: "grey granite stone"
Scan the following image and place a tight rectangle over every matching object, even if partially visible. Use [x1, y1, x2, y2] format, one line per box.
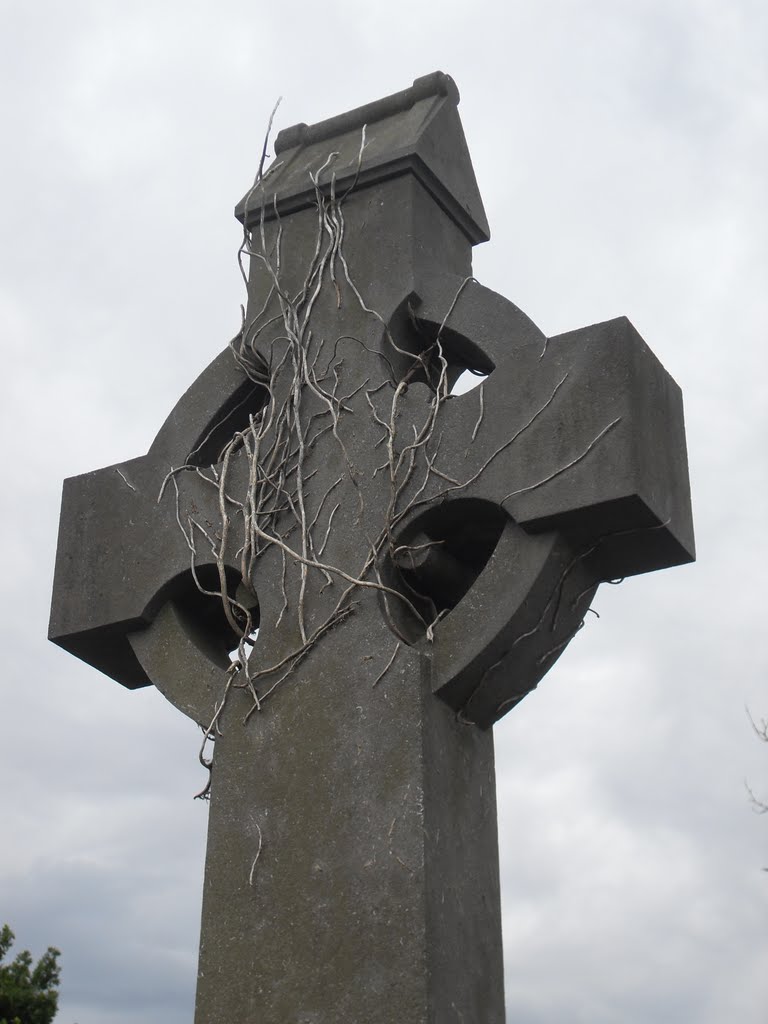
[50, 71, 694, 1022]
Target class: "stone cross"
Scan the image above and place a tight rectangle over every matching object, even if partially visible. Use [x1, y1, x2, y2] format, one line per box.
[50, 72, 694, 1023]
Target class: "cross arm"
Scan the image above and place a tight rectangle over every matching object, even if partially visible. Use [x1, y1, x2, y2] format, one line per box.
[410, 278, 694, 576]
[48, 346, 257, 692]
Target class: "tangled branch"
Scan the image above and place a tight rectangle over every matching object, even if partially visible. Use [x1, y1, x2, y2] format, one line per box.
[160, 119, 622, 799]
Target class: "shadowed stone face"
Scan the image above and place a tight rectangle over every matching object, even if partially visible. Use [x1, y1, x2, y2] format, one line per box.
[49, 71, 694, 1023]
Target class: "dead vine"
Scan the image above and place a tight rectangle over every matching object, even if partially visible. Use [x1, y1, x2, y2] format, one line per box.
[159, 116, 621, 799]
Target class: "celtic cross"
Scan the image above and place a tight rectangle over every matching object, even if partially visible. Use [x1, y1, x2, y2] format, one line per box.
[50, 72, 694, 1023]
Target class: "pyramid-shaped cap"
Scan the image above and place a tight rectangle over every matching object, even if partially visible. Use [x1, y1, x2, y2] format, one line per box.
[235, 72, 490, 245]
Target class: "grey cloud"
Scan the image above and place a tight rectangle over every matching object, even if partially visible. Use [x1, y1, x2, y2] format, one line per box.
[2, 1, 765, 1021]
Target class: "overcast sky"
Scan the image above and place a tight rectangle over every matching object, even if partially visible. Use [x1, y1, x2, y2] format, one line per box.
[2, 1, 766, 1022]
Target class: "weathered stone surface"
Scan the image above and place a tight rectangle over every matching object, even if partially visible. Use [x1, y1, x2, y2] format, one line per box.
[49, 71, 694, 1022]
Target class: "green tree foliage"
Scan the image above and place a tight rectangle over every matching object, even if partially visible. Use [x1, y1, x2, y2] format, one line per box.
[0, 925, 60, 1024]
